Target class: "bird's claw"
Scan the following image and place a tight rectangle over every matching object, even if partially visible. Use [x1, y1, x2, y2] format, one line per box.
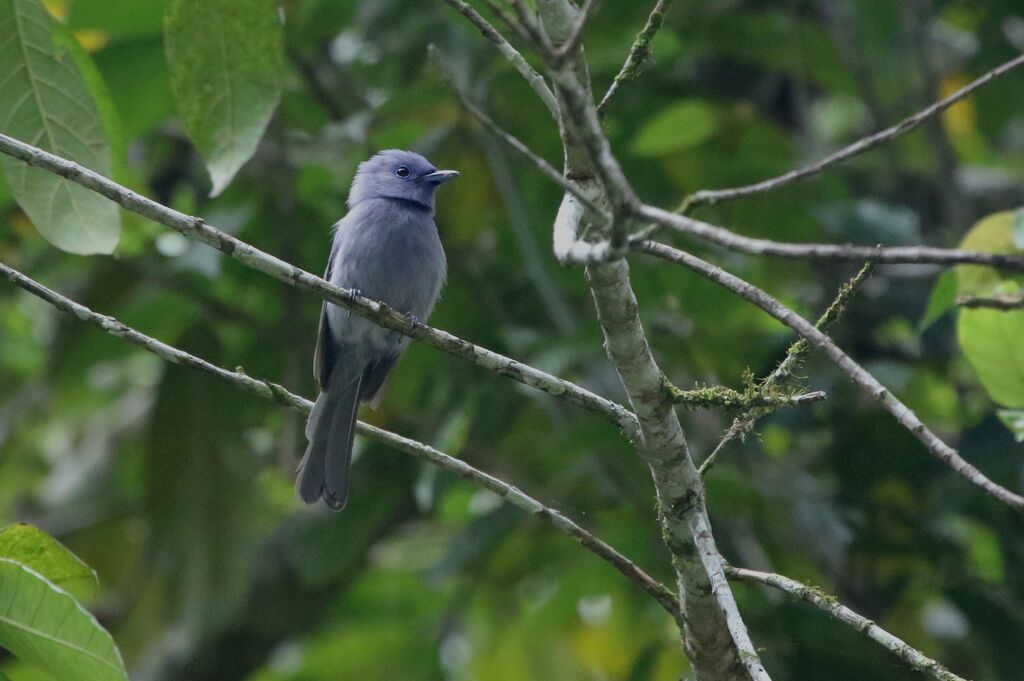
[346, 288, 362, 318]
[406, 314, 421, 332]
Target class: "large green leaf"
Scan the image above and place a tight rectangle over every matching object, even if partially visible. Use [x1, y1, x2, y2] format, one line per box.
[957, 283, 1024, 408]
[0, 524, 96, 588]
[164, 0, 283, 196]
[0, 558, 128, 681]
[0, 0, 120, 254]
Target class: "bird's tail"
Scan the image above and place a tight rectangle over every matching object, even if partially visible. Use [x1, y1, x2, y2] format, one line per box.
[296, 372, 363, 510]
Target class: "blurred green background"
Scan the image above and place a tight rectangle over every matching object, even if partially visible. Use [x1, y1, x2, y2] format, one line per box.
[1, 0, 1023, 679]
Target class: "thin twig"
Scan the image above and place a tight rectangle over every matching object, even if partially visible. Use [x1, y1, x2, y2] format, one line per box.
[680, 52, 1024, 210]
[432, 46, 624, 265]
[551, 0, 595, 62]
[0, 259, 681, 623]
[700, 261, 874, 475]
[636, 239, 1024, 513]
[957, 293, 1024, 310]
[637, 203, 1024, 273]
[509, 0, 554, 53]
[668, 384, 827, 411]
[596, 0, 676, 116]
[726, 566, 967, 681]
[480, 0, 534, 43]
[437, 0, 560, 119]
[430, 47, 609, 222]
[0, 132, 639, 438]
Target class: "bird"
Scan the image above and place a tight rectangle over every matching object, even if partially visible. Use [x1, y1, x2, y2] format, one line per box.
[296, 150, 457, 510]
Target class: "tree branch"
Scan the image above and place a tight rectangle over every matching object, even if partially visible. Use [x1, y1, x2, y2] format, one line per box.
[550, 0, 595, 63]
[668, 383, 826, 411]
[700, 261, 874, 476]
[430, 47, 623, 265]
[680, 52, 1024, 210]
[726, 566, 967, 681]
[636, 239, 1024, 512]
[0, 259, 681, 623]
[437, 0, 560, 118]
[0, 132, 639, 438]
[585, 260, 771, 681]
[430, 47, 609, 222]
[957, 292, 1024, 310]
[637, 203, 1024, 273]
[596, 0, 677, 116]
[530, 1, 771, 677]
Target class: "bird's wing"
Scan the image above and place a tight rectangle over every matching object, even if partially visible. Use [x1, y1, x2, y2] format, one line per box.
[361, 353, 399, 408]
[313, 238, 340, 390]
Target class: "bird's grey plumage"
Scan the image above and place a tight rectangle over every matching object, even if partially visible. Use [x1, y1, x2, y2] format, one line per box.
[297, 150, 455, 510]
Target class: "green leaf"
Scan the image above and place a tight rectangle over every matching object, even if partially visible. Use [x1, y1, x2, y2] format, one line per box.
[919, 269, 957, 331]
[631, 100, 719, 157]
[164, 0, 283, 196]
[998, 409, 1024, 443]
[0, 524, 96, 588]
[957, 283, 1024, 408]
[0, 558, 128, 681]
[1013, 208, 1024, 250]
[956, 211, 1023, 296]
[0, 0, 120, 254]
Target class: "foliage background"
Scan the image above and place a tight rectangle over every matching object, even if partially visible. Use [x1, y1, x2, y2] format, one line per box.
[1, 0, 1023, 679]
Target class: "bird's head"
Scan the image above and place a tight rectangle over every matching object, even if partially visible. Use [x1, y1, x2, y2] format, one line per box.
[348, 149, 459, 211]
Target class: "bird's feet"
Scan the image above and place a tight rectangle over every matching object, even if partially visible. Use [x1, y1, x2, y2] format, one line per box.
[406, 314, 422, 332]
[346, 288, 362, 318]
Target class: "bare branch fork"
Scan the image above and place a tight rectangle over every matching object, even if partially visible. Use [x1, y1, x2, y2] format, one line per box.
[0, 259, 683, 624]
[432, 5, 1020, 680]
[637, 239, 1024, 513]
[432, 10, 1024, 273]
[700, 261, 875, 476]
[516, 2, 772, 679]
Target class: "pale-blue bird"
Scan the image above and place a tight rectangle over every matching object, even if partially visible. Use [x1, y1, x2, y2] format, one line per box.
[297, 150, 457, 510]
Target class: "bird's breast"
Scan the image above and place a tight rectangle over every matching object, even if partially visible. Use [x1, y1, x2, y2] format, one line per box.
[326, 201, 447, 348]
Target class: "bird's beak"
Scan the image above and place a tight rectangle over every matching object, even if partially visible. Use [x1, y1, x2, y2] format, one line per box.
[423, 170, 460, 184]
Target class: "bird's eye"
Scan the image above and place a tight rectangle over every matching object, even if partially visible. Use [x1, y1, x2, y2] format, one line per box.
[395, 166, 410, 178]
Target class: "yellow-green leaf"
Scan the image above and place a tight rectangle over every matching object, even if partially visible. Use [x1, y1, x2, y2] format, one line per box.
[0, 524, 96, 588]
[164, 0, 283, 196]
[957, 282, 1024, 408]
[0, 0, 120, 254]
[0, 558, 128, 681]
[956, 211, 1024, 296]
